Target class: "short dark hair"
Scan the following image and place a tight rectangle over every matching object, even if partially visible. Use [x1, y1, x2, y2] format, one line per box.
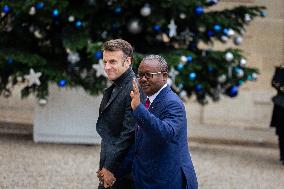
[142, 55, 168, 73]
[102, 39, 133, 58]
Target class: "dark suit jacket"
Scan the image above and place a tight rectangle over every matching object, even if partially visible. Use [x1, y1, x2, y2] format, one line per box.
[132, 85, 198, 189]
[96, 68, 141, 178]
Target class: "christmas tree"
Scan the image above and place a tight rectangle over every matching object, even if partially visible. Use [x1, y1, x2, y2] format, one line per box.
[0, 0, 266, 105]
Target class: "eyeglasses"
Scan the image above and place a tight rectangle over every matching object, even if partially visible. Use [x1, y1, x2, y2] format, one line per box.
[136, 72, 163, 79]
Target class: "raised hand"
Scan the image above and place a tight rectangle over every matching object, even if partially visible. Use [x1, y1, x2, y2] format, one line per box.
[130, 78, 141, 110]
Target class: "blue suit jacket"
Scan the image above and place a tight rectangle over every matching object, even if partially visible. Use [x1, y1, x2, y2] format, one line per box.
[132, 85, 198, 189]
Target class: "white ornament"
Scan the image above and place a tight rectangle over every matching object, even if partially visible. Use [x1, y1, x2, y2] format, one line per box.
[38, 99, 47, 106]
[168, 19, 177, 38]
[24, 68, 42, 86]
[67, 52, 80, 64]
[244, 14, 251, 22]
[29, 6, 36, 15]
[140, 4, 151, 17]
[227, 29, 235, 37]
[68, 16, 75, 22]
[225, 52, 234, 62]
[240, 58, 247, 67]
[221, 35, 229, 42]
[234, 36, 243, 45]
[180, 56, 187, 63]
[92, 59, 107, 77]
[252, 73, 258, 80]
[34, 30, 43, 39]
[218, 74, 226, 83]
[179, 13, 186, 19]
[179, 90, 187, 98]
[127, 19, 142, 34]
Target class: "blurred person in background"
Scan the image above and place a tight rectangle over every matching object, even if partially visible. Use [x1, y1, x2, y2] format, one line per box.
[270, 65, 284, 165]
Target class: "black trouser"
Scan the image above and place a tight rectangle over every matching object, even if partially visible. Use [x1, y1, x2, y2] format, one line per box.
[278, 132, 284, 162]
[98, 174, 135, 189]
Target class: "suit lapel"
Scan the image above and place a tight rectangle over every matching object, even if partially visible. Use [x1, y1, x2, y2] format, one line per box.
[99, 86, 114, 114]
[101, 85, 124, 113]
[149, 85, 171, 112]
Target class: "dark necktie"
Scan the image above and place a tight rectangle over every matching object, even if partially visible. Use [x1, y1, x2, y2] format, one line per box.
[145, 98, 150, 109]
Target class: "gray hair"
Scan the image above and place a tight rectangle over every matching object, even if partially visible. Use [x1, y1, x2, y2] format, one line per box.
[142, 55, 168, 72]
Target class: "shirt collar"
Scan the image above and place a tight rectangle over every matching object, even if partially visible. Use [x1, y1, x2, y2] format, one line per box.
[147, 83, 167, 104]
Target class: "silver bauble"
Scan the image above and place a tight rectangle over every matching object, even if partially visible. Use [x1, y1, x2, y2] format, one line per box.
[240, 58, 247, 67]
[234, 36, 243, 45]
[221, 35, 229, 42]
[236, 69, 244, 78]
[140, 4, 151, 17]
[218, 74, 227, 83]
[38, 99, 48, 106]
[127, 19, 142, 34]
[225, 52, 234, 62]
[29, 7, 36, 15]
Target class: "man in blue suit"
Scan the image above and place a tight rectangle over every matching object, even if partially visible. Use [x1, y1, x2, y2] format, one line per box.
[130, 55, 198, 189]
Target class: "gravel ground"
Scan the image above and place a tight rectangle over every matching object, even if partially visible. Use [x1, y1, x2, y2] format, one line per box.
[190, 142, 284, 189]
[0, 133, 283, 189]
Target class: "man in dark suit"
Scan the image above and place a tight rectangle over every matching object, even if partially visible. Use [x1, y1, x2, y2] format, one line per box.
[130, 55, 198, 189]
[96, 39, 141, 188]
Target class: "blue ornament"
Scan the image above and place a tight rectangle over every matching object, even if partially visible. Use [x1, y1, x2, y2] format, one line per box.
[227, 86, 238, 97]
[58, 80, 67, 87]
[189, 72, 197, 80]
[152, 25, 161, 31]
[7, 57, 13, 65]
[177, 83, 184, 89]
[207, 30, 214, 37]
[177, 63, 184, 71]
[114, 6, 122, 14]
[94, 51, 103, 60]
[195, 6, 204, 15]
[52, 9, 59, 17]
[35, 2, 44, 9]
[208, 66, 214, 73]
[3, 5, 10, 13]
[223, 28, 229, 35]
[260, 11, 267, 17]
[187, 55, 193, 62]
[214, 24, 222, 32]
[75, 20, 82, 28]
[195, 84, 203, 92]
